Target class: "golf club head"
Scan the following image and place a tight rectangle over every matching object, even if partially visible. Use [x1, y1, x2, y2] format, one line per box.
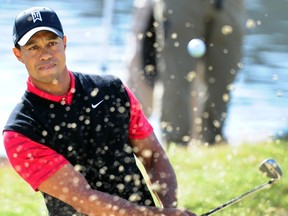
[259, 159, 283, 180]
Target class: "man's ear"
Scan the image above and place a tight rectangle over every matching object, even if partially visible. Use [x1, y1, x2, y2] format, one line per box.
[12, 47, 24, 63]
[63, 36, 67, 50]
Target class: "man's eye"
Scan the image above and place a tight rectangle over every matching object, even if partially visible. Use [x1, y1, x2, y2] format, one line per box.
[48, 42, 57, 46]
[29, 46, 39, 50]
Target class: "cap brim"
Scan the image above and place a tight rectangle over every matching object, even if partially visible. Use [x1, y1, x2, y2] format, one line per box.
[18, 26, 63, 46]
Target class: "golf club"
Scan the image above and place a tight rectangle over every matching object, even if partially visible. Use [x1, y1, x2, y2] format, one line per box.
[200, 158, 282, 216]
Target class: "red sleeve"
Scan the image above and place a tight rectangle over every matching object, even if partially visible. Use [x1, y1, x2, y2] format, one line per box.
[125, 86, 153, 139]
[3, 131, 69, 191]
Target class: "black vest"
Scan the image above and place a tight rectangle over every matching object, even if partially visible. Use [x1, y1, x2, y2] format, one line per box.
[4, 72, 155, 215]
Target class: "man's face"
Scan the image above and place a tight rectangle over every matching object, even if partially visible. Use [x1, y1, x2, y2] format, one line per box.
[13, 30, 67, 85]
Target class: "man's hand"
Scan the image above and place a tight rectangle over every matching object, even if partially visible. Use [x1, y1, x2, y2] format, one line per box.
[161, 208, 198, 216]
[184, 209, 198, 216]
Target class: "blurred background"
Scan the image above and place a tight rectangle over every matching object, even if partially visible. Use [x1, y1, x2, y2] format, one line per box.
[1, 0, 288, 156]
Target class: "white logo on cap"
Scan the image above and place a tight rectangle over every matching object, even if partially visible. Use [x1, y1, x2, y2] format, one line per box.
[31, 11, 42, 23]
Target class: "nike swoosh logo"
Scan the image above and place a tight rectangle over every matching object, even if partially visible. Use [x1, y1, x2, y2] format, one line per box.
[91, 100, 104, 109]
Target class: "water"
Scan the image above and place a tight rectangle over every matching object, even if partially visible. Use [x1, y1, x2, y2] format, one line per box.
[225, 0, 288, 144]
[1, 0, 288, 156]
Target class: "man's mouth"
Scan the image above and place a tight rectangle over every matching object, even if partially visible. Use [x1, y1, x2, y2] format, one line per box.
[38, 63, 56, 71]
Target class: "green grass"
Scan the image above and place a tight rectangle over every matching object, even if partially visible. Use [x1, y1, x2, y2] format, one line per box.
[0, 164, 47, 216]
[167, 140, 288, 216]
[0, 140, 287, 215]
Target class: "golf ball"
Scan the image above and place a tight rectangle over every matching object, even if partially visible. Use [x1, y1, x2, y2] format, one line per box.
[187, 38, 206, 58]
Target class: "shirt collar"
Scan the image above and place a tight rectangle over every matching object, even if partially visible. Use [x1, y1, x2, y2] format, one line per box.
[26, 71, 75, 105]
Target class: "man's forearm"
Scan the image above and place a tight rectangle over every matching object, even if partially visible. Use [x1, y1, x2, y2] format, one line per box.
[149, 158, 178, 208]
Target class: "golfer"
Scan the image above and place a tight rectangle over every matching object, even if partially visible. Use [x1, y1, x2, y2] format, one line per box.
[3, 7, 197, 216]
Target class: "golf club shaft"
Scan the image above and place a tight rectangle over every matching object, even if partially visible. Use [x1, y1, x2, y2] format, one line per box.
[200, 179, 275, 216]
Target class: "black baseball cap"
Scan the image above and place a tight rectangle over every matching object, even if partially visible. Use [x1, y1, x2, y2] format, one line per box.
[13, 7, 64, 46]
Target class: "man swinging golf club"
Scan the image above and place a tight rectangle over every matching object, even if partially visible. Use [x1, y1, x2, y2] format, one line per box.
[3, 6, 197, 216]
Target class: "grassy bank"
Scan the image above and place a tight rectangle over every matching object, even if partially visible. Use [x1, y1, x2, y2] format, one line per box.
[168, 140, 288, 216]
[0, 140, 287, 215]
[0, 159, 47, 215]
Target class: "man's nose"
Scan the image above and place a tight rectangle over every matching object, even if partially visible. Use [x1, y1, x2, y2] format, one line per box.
[40, 47, 52, 60]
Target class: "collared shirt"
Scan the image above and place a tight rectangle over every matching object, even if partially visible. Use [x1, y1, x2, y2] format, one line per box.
[3, 71, 153, 191]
